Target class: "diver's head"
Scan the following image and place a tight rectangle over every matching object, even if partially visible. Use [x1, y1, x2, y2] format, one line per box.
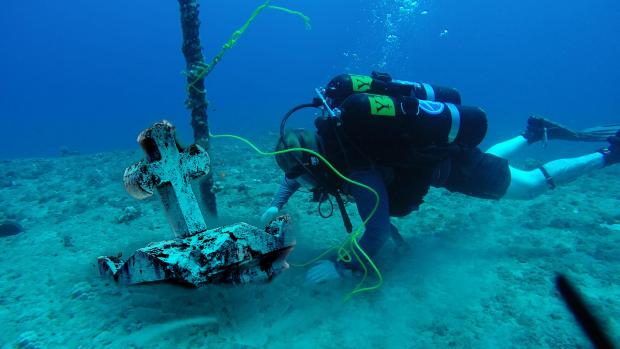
[275, 129, 322, 189]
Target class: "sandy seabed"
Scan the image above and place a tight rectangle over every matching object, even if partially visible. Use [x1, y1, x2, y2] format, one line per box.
[0, 135, 618, 349]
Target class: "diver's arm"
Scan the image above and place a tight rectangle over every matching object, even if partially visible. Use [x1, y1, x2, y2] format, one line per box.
[270, 176, 301, 210]
[261, 176, 301, 225]
[347, 169, 392, 261]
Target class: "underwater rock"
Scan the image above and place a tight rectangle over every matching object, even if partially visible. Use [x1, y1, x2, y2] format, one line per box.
[116, 206, 140, 224]
[59, 145, 80, 157]
[61, 233, 74, 248]
[211, 180, 224, 193]
[0, 221, 24, 237]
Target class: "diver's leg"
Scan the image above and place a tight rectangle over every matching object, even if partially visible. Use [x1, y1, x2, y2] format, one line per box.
[440, 133, 617, 201]
[486, 135, 528, 159]
[434, 148, 512, 200]
[486, 116, 585, 160]
[485, 115, 550, 159]
[503, 152, 606, 200]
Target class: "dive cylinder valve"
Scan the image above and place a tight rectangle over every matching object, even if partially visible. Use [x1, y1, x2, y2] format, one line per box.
[314, 87, 340, 118]
[325, 73, 462, 107]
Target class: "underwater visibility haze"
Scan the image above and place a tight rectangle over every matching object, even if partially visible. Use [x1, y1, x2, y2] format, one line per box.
[0, 0, 619, 348]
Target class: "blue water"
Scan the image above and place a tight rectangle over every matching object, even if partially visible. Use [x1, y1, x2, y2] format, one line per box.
[1, 0, 618, 159]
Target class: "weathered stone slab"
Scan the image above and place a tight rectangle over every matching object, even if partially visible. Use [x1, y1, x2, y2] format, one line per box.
[98, 216, 295, 286]
[0, 221, 24, 238]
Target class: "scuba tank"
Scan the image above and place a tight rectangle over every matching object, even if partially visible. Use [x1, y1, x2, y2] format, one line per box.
[337, 93, 487, 148]
[325, 72, 462, 107]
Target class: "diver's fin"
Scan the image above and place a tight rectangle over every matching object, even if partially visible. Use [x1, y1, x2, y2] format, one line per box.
[524, 116, 579, 144]
[575, 124, 620, 142]
[525, 116, 620, 144]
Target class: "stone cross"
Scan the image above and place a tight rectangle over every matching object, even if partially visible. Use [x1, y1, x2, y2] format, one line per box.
[123, 120, 209, 238]
[99, 120, 296, 287]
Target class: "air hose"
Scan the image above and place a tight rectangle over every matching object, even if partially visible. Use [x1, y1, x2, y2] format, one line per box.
[279, 101, 322, 139]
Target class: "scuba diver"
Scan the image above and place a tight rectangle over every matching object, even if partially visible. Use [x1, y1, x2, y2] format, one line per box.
[260, 72, 620, 284]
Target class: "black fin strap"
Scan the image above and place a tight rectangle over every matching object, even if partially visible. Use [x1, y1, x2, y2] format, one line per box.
[334, 192, 353, 234]
[539, 166, 556, 189]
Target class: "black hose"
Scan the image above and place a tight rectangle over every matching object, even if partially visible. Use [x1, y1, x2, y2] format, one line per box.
[318, 194, 334, 218]
[280, 103, 321, 141]
[334, 192, 353, 234]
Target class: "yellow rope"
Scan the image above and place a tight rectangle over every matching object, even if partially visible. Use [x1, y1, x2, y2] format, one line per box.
[186, 1, 311, 93]
[209, 131, 383, 298]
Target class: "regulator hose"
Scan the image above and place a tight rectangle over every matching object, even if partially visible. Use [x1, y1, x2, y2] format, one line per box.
[279, 101, 322, 140]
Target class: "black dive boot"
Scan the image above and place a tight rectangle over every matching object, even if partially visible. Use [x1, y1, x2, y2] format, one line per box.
[599, 130, 620, 166]
[522, 115, 579, 145]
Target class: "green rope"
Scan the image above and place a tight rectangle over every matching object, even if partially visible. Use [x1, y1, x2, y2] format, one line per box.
[186, 1, 311, 93]
[268, 6, 311, 29]
[209, 131, 383, 298]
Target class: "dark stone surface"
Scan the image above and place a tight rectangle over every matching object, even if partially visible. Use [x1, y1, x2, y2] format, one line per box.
[0, 221, 24, 237]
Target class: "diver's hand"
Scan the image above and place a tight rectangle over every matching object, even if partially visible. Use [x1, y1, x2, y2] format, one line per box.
[305, 260, 341, 284]
[260, 206, 279, 225]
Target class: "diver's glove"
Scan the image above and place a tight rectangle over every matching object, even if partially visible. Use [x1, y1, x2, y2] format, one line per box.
[305, 260, 342, 284]
[260, 206, 279, 225]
